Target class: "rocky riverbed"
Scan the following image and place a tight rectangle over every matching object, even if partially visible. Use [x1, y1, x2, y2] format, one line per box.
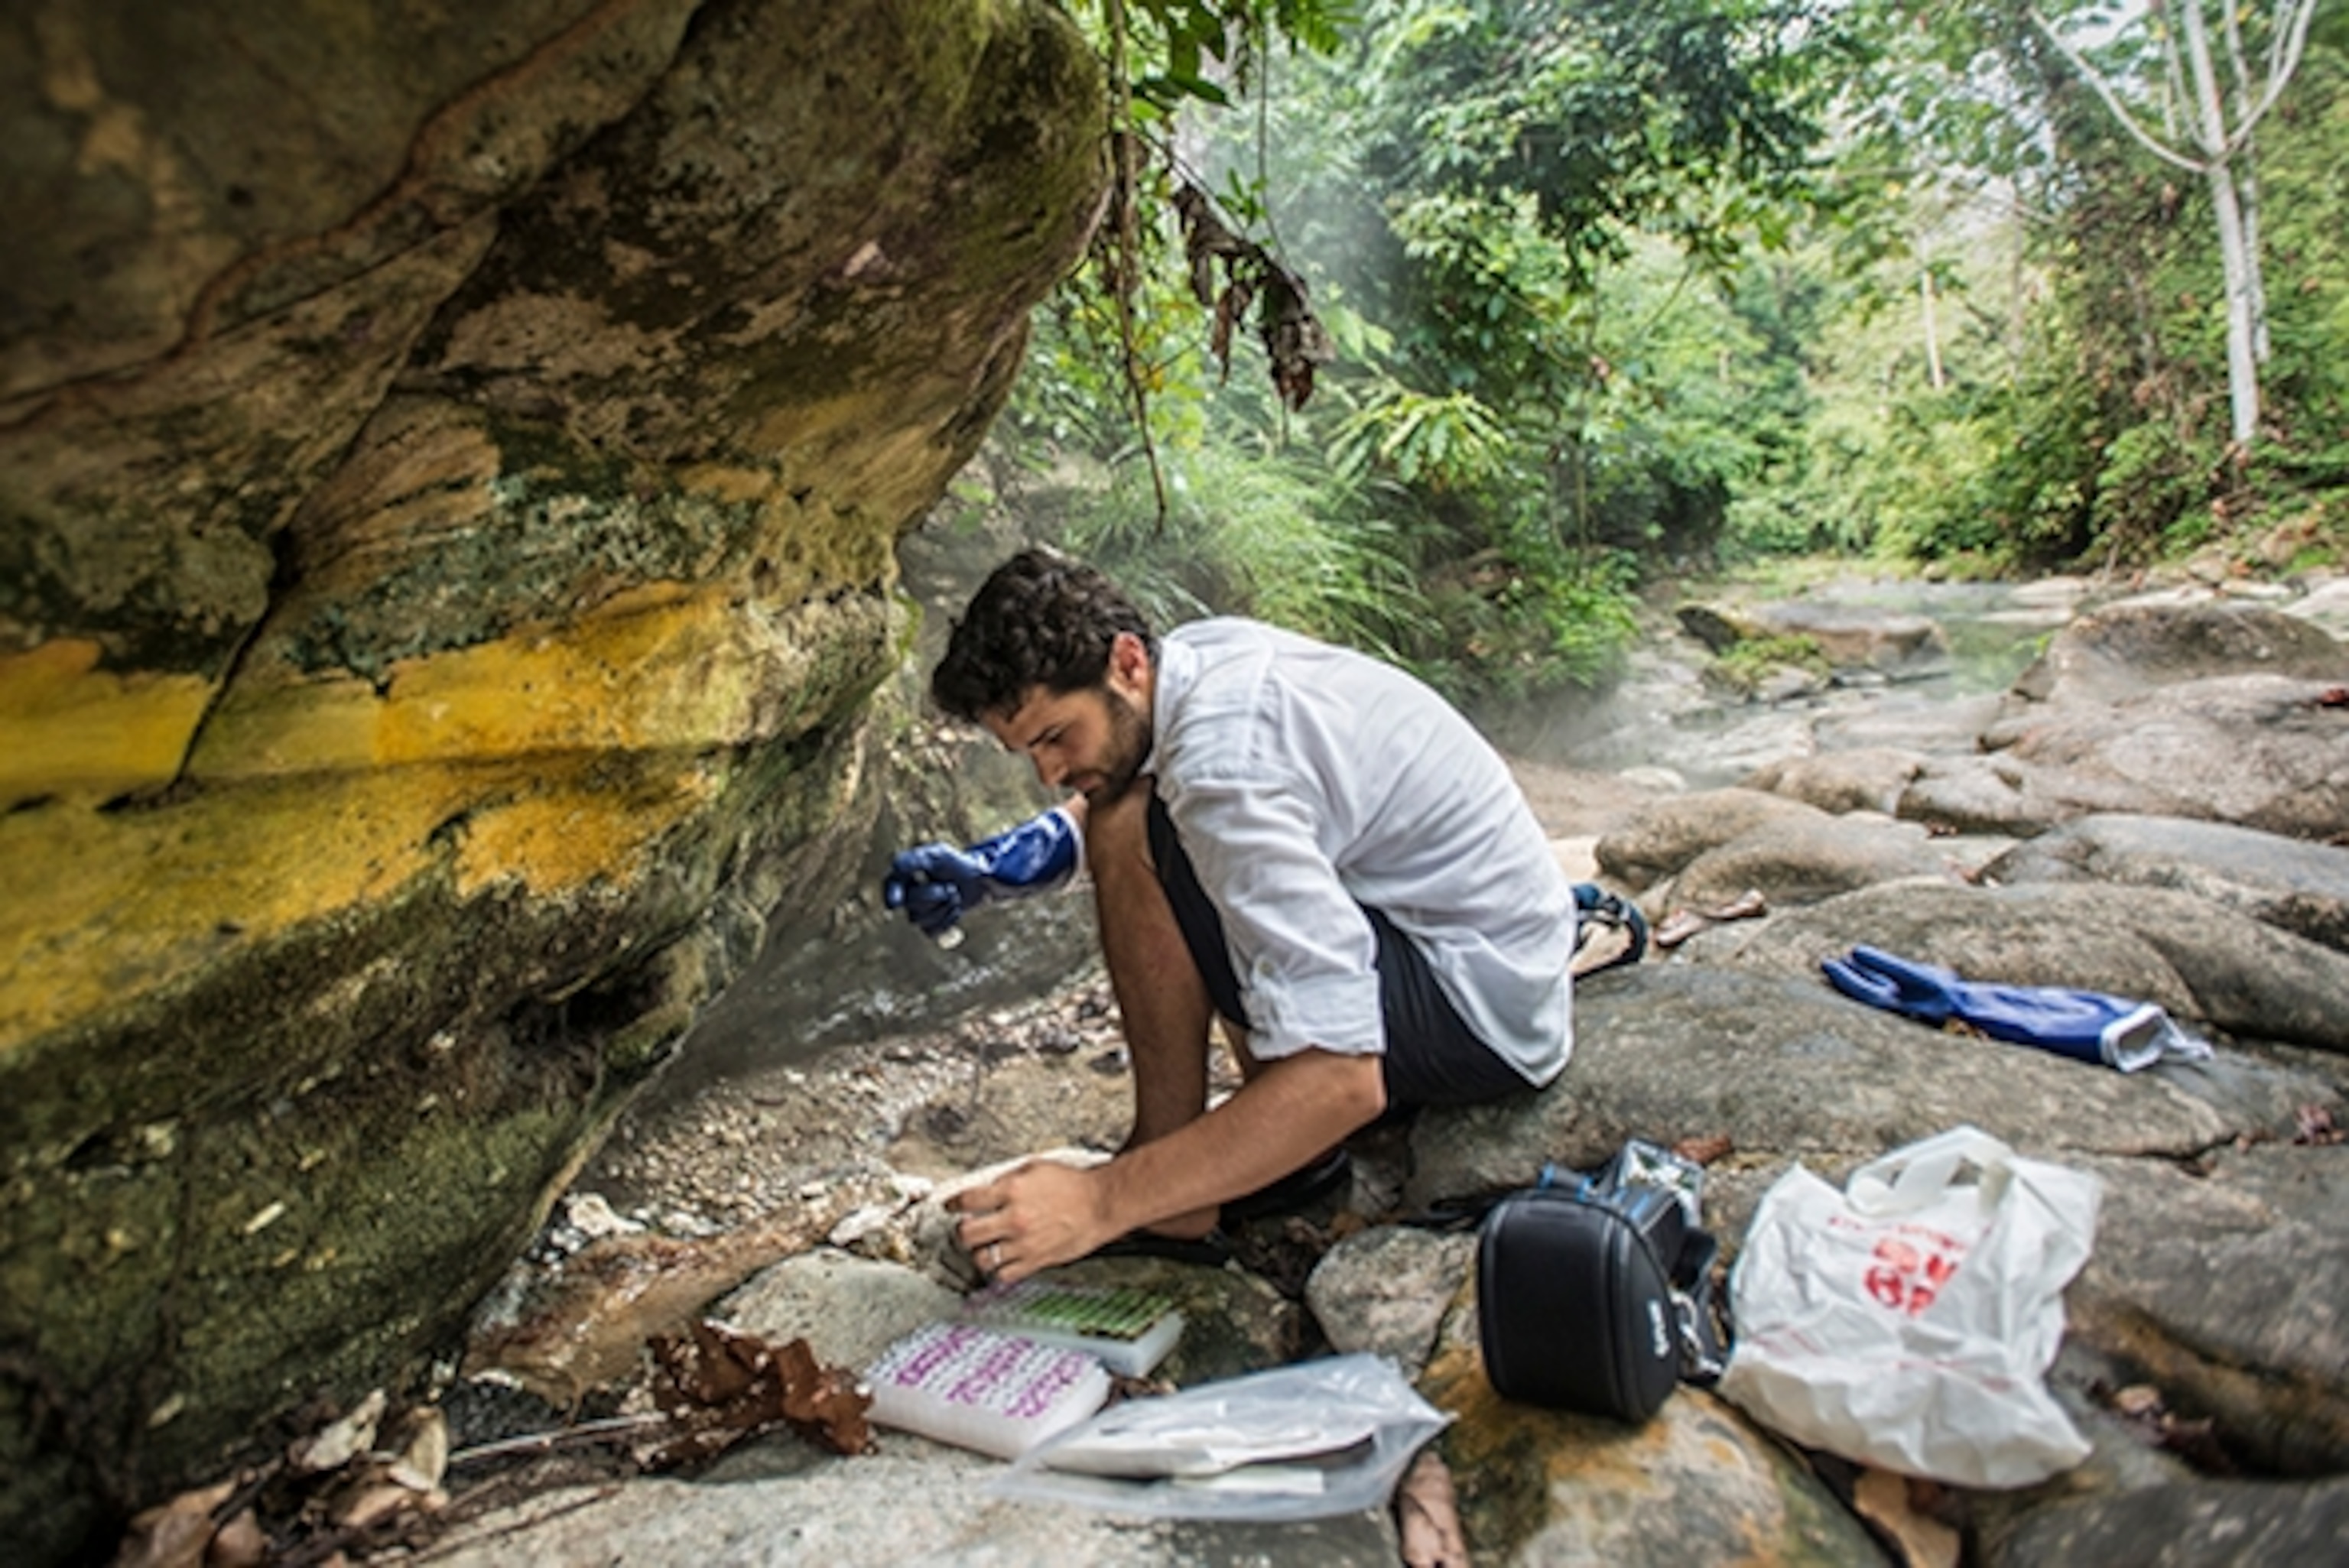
[112, 576, 2349, 1567]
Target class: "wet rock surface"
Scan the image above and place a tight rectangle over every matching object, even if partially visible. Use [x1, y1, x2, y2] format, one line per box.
[1982, 813, 2349, 954]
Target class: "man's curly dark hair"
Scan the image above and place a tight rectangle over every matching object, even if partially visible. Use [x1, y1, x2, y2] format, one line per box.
[931, 550, 1155, 722]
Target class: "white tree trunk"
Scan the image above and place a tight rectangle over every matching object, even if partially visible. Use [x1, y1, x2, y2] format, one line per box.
[2032, 0, 2321, 450]
[2202, 159, 2262, 445]
[2175, 0, 2260, 444]
[2219, 1, 2273, 362]
[1920, 265, 1946, 391]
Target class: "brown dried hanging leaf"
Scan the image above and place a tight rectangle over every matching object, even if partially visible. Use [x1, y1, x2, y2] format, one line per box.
[1174, 183, 1248, 308]
[1259, 270, 1333, 411]
[642, 1319, 872, 1469]
[1172, 179, 1334, 410]
[1211, 274, 1256, 373]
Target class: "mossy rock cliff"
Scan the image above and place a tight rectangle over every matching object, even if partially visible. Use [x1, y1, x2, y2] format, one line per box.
[0, 1, 1104, 1558]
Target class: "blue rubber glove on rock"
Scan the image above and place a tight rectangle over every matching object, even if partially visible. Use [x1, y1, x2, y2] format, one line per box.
[1821, 944, 2211, 1072]
[884, 807, 1084, 938]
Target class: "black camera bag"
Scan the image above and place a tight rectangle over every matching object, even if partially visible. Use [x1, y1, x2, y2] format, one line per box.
[1476, 1180, 1685, 1423]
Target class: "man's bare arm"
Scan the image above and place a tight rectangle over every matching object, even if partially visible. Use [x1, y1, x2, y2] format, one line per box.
[951, 1048, 1384, 1281]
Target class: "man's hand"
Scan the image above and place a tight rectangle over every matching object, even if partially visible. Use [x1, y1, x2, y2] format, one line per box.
[949, 1160, 1121, 1284]
[950, 1050, 1383, 1283]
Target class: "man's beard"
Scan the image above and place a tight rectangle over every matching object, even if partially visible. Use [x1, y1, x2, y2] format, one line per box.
[1087, 687, 1154, 806]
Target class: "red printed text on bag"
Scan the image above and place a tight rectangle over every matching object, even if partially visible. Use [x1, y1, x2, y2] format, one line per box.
[1827, 1216, 1971, 1317]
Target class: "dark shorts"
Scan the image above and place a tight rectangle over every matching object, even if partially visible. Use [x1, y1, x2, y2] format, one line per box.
[1146, 794, 1529, 1110]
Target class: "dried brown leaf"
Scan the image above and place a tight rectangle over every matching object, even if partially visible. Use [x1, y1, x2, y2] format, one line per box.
[391, 1405, 449, 1490]
[465, 1208, 830, 1405]
[1395, 1448, 1470, 1568]
[1259, 271, 1333, 412]
[1671, 1134, 1735, 1167]
[332, 1482, 417, 1533]
[1853, 1467, 1959, 1568]
[1170, 178, 1333, 411]
[111, 1480, 233, 1568]
[642, 1320, 872, 1469]
[289, 1390, 385, 1473]
[203, 1508, 267, 1568]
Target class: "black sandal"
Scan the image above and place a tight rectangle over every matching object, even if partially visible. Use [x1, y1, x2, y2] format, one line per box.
[1571, 883, 1649, 976]
[1223, 1148, 1353, 1224]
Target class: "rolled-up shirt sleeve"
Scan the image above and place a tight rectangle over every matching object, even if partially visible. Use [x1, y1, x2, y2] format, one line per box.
[1147, 618, 1575, 1085]
[1166, 768, 1386, 1061]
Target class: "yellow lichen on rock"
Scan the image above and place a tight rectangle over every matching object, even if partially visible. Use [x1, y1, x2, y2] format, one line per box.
[189, 586, 886, 779]
[452, 761, 715, 900]
[0, 752, 710, 1049]
[0, 640, 218, 806]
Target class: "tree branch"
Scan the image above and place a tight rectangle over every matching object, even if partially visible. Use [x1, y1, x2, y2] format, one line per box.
[2028, 7, 2206, 176]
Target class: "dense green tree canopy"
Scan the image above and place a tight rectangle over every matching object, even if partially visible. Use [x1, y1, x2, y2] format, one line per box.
[996, 0, 2347, 697]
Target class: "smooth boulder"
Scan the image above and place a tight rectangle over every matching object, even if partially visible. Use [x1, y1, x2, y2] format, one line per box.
[1984, 813, 2349, 956]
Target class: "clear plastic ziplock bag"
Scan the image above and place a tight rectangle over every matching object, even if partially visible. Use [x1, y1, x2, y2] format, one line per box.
[988, 1353, 1452, 1521]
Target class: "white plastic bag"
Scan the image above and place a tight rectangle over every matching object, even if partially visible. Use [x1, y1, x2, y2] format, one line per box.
[989, 1353, 1451, 1521]
[1717, 1125, 2100, 1488]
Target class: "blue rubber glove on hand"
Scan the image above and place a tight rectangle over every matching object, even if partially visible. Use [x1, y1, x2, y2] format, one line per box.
[883, 807, 1084, 938]
[1821, 944, 2210, 1072]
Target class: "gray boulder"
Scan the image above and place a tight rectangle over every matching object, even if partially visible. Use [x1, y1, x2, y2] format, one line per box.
[1813, 691, 2007, 758]
[715, 1251, 960, 1375]
[2006, 601, 2341, 709]
[1758, 599, 1952, 676]
[1986, 1475, 2349, 1568]
[1976, 674, 2349, 842]
[1408, 965, 2234, 1219]
[1898, 752, 2157, 836]
[1594, 788, 1828, 891]
[1652, 810, 1967, 917]
[417, 1443, 1406, 1566]
[1742, 746, 1930, 816]
[2065, 1145, 2349, 1475]
[1675, 599, 1951, 678]
[1704, 880, 2349, 1053]
[1305, 1226, 1475, 1376]
[1984, 813, 2349, 955]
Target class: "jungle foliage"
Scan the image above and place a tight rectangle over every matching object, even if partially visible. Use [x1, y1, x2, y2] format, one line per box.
[993, 0, 2349, 701]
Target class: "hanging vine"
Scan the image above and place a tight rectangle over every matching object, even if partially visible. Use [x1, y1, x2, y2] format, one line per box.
[1082, 0, 1344, 525]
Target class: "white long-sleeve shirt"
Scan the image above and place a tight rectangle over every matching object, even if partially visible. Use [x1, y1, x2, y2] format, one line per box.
[1151, 618, 1575, 1085]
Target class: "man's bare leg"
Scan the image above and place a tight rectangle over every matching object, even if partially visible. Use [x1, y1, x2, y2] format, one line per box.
[1086, 781, 1220, 1238]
